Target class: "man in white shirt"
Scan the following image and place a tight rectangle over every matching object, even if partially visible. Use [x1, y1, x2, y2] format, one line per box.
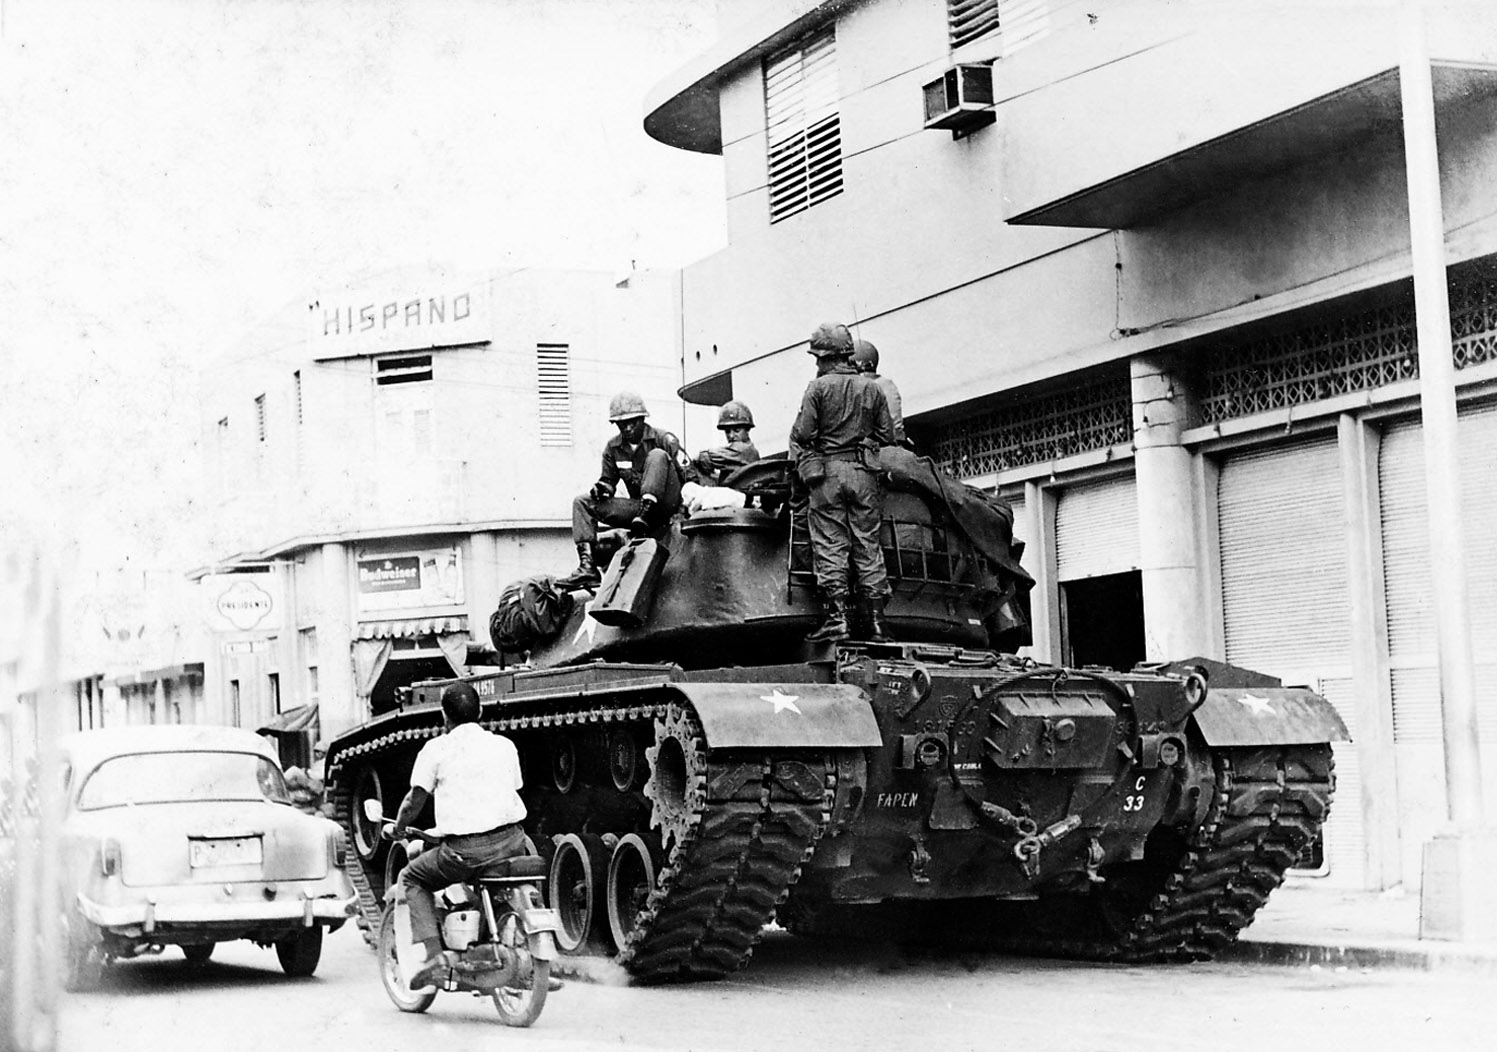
[392, 681, 526, 990]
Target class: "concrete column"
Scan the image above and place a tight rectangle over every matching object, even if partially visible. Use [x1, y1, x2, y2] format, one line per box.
[1338, 414, 1402, 889]
[1024, 480, 1061, 665]
[1130, 355, 1209, 661]
[1400, 1, 1495, 941]
[466, 531, 502, 649]
[317, 541, 359, 739]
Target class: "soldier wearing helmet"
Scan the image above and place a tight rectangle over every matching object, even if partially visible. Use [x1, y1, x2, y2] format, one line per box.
[692, 400, 761, 484]
[790, 322, 896, 644]
[565, 391, 690, 590]
[852, 339, 905, 447]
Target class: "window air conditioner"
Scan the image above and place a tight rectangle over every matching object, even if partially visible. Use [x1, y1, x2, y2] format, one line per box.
[922, 63, 995, 136]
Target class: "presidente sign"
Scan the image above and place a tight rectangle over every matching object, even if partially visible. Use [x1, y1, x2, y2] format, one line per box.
[309, 275, 489, 359]
[201, 572, 281, 634]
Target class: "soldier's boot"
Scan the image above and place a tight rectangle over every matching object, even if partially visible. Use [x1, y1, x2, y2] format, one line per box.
[805, 598, 852, 643]
[630, 494, 659, 537]
[566, 543, 601, 590]
[866, 597, 894, 644]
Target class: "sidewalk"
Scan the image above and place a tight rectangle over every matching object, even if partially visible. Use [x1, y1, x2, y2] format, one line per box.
[1224, 876, 1497, 971]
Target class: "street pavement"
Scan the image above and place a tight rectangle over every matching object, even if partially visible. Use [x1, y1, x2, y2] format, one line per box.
[1227, 875, 1497, 972]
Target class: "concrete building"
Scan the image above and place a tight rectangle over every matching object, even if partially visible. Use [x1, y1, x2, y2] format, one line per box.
[200, 265, 710, 744]
[645, 0, 1497, 890]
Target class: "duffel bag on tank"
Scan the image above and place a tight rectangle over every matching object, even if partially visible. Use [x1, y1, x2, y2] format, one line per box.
[489, 575, 575, 652]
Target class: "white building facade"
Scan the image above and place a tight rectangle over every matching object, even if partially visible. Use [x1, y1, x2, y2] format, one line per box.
[645, 0, 1497, 889]
[201, 265, 707, 743]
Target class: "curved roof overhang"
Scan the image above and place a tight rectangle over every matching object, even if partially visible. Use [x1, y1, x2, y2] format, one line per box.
[643, 0, 861, 154]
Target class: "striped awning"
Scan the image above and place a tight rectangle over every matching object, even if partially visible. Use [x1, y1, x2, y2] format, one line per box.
[354, 616, 468, 640]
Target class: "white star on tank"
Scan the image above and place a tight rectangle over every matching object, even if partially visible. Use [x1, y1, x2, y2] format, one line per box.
[761, 689, 802, 715]
[1236, 694, 1276, 716]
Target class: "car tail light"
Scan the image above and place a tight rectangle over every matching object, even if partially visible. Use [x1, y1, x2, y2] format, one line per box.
[100, 838, 122, 877]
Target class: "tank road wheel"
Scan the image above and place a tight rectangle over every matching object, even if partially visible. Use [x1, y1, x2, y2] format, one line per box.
[549, 833, 612, 954]
[606, 834, 657, 951]
[642, 707, 706, 855]
[351, 766, 386, 863]
[377, 906, 436, 1013]
[607, 726, 643, 792]
[552, 736, 578, 794]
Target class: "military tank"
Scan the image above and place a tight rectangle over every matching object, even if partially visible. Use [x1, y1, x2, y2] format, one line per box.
[323, 454, 1346, 983]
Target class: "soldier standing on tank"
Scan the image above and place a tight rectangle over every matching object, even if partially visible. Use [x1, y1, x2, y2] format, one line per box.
[693, 400, 761, 484]
[565, 391, 690, 590]
[852, 339, 907, 448]
[791, 323, 896, 644]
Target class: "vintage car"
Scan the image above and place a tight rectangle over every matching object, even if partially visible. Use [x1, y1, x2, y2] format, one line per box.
[59, 725, 356, 990]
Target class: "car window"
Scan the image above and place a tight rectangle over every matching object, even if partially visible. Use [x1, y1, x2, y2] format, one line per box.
[75, 751, 292, 810]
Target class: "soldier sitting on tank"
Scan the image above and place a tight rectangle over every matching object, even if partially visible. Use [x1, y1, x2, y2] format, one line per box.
[693, 400, 761, 485]
[564, 391, 691, 590]
[791, 322, 897, 644]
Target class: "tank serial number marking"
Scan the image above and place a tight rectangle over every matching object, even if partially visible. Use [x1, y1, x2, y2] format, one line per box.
[877, 792, 919, 809]
[1122, 774, 1149, 813]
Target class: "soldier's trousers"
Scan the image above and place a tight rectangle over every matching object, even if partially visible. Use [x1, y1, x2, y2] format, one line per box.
[807, 459, 889, 600]
[572, 449, 682, 543]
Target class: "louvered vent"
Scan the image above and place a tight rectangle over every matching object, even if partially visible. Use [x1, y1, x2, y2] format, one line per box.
[537, 343, 572, 447]
[375, 354, 433, 385]
[765, 27, 843, 224]
[949, 0, 1000, 48]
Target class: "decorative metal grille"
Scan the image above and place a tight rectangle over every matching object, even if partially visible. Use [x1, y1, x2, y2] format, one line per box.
[1201, 258, 1497, 424]
[930, 369, 1132, 479]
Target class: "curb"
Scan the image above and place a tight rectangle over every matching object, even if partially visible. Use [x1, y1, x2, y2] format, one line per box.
[1224, 938, 1497, 973]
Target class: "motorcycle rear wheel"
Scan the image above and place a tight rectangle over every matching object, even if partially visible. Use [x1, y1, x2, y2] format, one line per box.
[490, 912, 548, 1027]
[377, 906, 436, 1013]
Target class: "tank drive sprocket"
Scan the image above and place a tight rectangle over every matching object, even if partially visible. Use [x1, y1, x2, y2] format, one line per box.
[642, 705, 707, 855]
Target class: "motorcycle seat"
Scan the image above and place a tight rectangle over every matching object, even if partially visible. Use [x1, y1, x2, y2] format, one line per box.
[478, 855, 548, 882]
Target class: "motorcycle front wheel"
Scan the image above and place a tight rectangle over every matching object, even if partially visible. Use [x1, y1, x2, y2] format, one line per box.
[491, 912, 548, 1027]
[377, 906, 436, 1013]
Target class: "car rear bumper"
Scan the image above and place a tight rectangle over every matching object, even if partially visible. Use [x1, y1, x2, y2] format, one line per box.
[78, 887, 358, 934]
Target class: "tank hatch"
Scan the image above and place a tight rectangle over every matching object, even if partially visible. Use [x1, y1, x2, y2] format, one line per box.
[984, 687, 1116, 769]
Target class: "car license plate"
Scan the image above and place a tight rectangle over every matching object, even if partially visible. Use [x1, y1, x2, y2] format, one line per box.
[189, 836, 263, 868]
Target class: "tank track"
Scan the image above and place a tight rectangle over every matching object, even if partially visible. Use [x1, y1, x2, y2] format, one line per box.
[786, 743, 1334, 963]
[994, 742, 1337, 962]
[329, 782, 388, 948]
[328, 694, 836, 982]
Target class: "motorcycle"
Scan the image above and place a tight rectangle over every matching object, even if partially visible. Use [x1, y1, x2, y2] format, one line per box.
[362, 801, 561, 1027]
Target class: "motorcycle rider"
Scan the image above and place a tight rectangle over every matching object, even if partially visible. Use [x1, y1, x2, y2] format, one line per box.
[392, 681, 527, 991]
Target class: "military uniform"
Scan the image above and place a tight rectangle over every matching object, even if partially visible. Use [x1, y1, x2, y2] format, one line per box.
[694, 438, 760, 485]
[790, 361, 895, 602]
[572, 424, 688, 544]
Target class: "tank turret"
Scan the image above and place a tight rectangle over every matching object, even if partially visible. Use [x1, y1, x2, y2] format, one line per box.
[324, 454, 1346, 983]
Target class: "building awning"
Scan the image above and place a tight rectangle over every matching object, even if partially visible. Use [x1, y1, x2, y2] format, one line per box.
[258, 704, 319, 736]
[105, 661, 206, 689]
[1008, 64, 1497, 229]
[354, 616, 468, 641]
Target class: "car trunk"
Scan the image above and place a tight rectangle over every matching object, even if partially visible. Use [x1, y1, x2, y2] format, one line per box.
[110, 801, 329, 886]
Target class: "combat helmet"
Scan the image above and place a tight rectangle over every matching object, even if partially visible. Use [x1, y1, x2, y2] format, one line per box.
[608, 391, 649, 421]
[716, 400, 755, 430]
[852, 339, 879, 372]
[808, 322, 854, 358]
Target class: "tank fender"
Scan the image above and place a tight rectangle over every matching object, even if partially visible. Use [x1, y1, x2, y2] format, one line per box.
[669, 682, 882, 749]
[1190, 686, 1350, 747]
